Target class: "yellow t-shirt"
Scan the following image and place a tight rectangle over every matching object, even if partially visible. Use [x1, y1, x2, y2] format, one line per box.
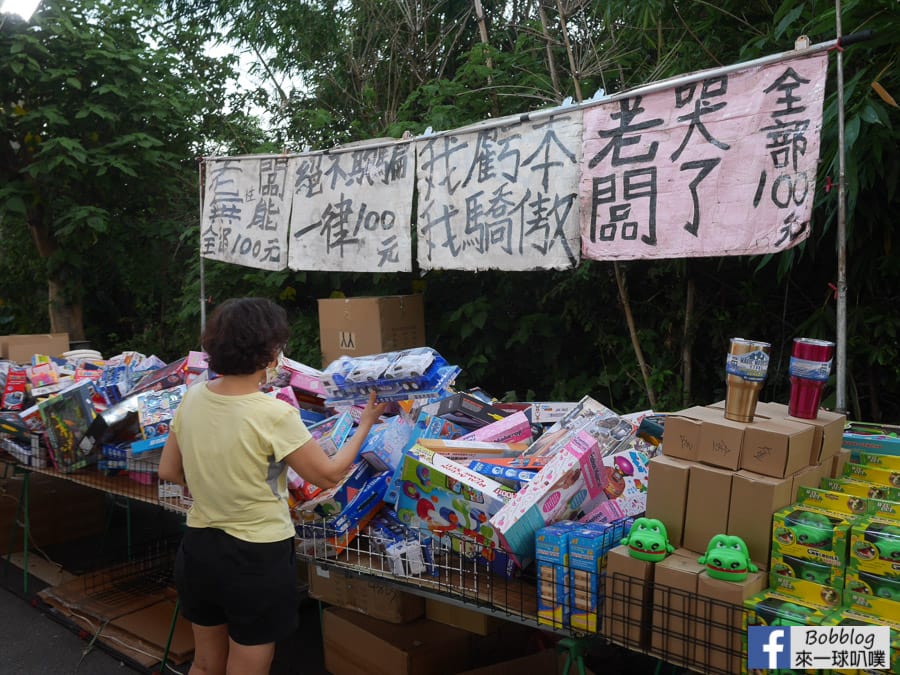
[171, 383, 312, 542]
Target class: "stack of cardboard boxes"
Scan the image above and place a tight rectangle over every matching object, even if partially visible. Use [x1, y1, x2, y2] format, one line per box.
[310, 563, 562, 675]
[602, 400, 846, 672]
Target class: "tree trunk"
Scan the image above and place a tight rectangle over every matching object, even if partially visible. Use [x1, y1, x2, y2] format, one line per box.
[48, 278, 85, 341]
[28, 212, 86, 341]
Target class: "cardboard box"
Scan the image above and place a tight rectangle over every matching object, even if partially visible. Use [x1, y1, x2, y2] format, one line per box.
[765, 402, 845, 464]
[425, 599, 502, 636]
[726, 470, 794, 570]
[0, 333, 70, 363]
[682, 464, 734, 555]
[602, 545, 653, 649]
[790, 461, 829, 501]
[740, 418, 814, 478]
[831, 448, 852, 478]
[644, 454, 691, 548]
[317, 295, 425, 368]
[308, 565, 425, 623]
[660, 406, 708, 461]
[696, 410, 749, 471]
[454, 649, 558, 675]
[321, 607, 470, 675]
[650, 552, 705, 665]
[693, 571, 766, 674]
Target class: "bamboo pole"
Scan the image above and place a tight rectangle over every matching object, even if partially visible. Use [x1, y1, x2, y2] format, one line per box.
[553, 2, 656, 407]
[537, 0, 562, 101]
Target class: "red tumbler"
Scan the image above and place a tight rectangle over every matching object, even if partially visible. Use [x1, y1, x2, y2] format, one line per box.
[788, 338, 835, 419]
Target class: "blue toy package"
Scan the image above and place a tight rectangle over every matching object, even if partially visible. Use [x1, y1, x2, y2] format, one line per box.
[536, 521, 579, 629]
[368, 507, 438, 577]
[359, 415, 414, 473]
[321, 348, 461, 405]
[297, 471, 390, 557]
[467, 460, 537, 490]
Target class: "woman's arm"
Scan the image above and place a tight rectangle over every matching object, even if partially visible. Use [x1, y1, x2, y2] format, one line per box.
[159, 433, 186, 486]
[285, 392, 386, 489]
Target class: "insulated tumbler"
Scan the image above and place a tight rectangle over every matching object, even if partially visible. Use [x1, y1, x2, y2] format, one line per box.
[788, 338, 835, 419]
[724, 338, 771, 423]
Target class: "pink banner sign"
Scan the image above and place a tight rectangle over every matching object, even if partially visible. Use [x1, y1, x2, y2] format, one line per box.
[580, 52, 828, 260]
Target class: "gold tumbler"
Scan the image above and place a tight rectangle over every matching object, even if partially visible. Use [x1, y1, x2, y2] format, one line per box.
[724, 337, 771, 423]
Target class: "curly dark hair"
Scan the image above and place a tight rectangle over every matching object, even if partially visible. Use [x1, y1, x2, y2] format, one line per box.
[202, 297, 290, 375]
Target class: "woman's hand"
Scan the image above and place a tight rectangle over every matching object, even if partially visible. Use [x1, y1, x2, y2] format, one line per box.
[359, 391, 388, 427]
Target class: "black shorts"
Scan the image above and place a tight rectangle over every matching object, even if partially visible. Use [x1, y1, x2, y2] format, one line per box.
[175, 527, 299, 645]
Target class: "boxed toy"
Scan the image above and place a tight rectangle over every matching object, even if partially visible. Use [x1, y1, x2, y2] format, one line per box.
[135, 384, 185, 440]
[359, 415, 415, 473]
[855, 451, 900, 471]
[458, 411, 533, 444]
[820, 476, 900, 502]
[296, 471, 390, 556]
[844, 568, 900, 622]
[844, 462, 900, 489]
[771, 487, 858, 570]
[521, 395, 626, 459]
[535, 521, 577, 629]
[298, 461, 373, 518]
[743, 589, 831, 627]
[38, 380, 98, 472]
[568, 519, 636, 634]
[769, 552, 845, 610]
[577, 449, 649, 526]
[417, 439, 528, 462]
[843, 421, 900, 458]
[467, 460, 536, 491]
[394, 445, 512, 554]
[489, 429, 609, 566]
[420, 391, 510, 430]
[820, 608, 900, 675]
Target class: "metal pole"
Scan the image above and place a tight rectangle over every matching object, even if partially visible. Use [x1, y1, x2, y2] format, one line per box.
[834, 1, 848, 413]
[198, 160, 207, 334]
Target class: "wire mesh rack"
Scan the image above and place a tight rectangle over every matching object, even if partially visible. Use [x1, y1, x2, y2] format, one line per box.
[296, 516, 747, 675]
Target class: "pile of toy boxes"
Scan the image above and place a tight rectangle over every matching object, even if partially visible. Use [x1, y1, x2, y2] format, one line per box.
[611, 400, 899, 673]
[0, 348, 208, 482]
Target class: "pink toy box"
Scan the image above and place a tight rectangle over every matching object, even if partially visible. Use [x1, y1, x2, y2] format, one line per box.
[489, 429, 609, 566]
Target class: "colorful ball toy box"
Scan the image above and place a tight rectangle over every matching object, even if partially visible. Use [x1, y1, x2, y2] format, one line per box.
[489, 429, 610, 567]
[393, 444, 513, 565]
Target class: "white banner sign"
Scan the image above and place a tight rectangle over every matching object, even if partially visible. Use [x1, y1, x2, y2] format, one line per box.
[580, 52, 828, 260]
[288, 144, 415, 272]
[416, 113, 583, 271]
[200, 157, 292, 271]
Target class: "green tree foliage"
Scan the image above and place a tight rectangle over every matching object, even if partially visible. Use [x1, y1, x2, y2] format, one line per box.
[2, 0, 897, 421]
[0, 0, 255, 352]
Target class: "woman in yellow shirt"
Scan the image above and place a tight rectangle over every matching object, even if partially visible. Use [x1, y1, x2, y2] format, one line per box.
[160, 297, 384, 675]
